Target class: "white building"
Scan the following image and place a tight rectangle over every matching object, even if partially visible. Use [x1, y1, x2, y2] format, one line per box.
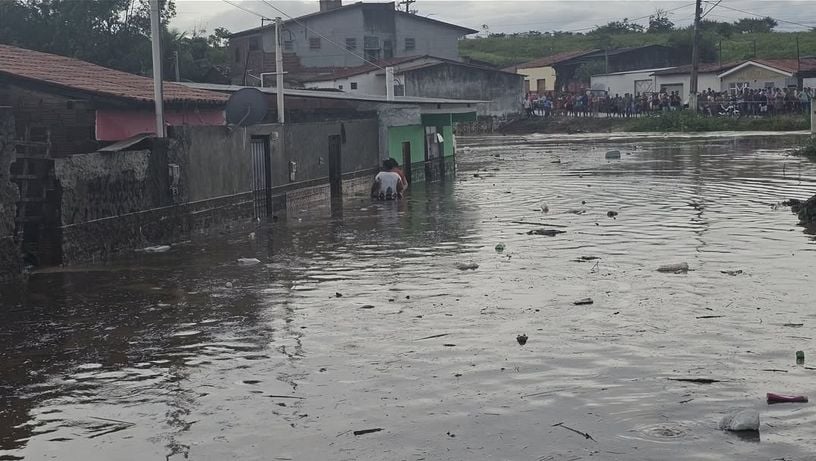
[590, 67, 674, 96]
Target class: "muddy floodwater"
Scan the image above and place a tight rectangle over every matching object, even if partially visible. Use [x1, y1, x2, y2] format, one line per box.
[3, 132, 816, 461]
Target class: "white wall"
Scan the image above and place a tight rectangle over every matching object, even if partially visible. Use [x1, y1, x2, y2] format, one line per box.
[305, 72, 386, 94]
[654, 73, 721, 101]
[591, 70, 657, 96]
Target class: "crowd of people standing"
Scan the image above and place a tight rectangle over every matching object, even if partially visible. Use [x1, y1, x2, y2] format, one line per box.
[523, 86, 813, 118]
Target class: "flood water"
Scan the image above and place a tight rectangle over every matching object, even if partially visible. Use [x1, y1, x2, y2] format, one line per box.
[2, 132, 816, 460]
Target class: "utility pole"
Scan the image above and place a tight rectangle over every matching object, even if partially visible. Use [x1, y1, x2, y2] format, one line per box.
[150, 0, 165, 137]
[752, 40, 757, 59]
[275, 17, 285, 124]
[718, 40, 722, 67]
[689, 0, 703, 113]
[174, 50, 181, 82]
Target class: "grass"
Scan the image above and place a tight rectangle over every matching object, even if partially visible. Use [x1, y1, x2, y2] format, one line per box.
[459, 30, 816, 67]
[623, 112, 809, 132]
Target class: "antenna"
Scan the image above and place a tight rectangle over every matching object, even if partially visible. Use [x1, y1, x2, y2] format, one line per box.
[225, 88, 269, 126]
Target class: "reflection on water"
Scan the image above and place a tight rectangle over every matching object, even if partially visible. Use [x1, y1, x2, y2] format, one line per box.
[2, 132, 816, 460]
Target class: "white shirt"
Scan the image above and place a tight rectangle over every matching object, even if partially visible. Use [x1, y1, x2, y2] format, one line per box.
[374, 171, 402, 197]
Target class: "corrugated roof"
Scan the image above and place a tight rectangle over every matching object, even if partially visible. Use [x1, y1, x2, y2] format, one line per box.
[228, 2, 477, 38]
[300, 55, 428, 82]
[0, 44, 228, 105]
[181, 82, 486, 105]
[652, 62, 742, 76]
[514, 50, 598, 70]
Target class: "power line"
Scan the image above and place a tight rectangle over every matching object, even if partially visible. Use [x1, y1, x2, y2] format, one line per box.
[220, 0, 271, 20]
[701, 0, 722, 19]
[703, 1, 812, 29]
[257, 0, 387, 70]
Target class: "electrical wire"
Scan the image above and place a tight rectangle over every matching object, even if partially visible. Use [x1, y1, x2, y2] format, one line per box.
[220, 0, 271, 20]
[703, 1, 812, 29]
[257, 0, 388, 70]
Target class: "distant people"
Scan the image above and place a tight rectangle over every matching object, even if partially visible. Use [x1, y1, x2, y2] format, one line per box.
[371, 161, 405, 200]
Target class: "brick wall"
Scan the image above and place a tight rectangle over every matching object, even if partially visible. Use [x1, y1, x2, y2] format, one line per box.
[0, 108, 21, 280]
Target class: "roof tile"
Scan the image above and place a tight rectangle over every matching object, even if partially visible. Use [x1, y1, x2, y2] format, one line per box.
[0, 44, 227, 105]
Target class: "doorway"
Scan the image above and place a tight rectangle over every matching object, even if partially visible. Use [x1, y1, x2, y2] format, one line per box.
[401, 141, 412, 185]
[250, 136, 271, 219]
[328, 135, 342, 199]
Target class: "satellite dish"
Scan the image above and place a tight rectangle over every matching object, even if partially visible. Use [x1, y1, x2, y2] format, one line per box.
[225, 88, 269, 126]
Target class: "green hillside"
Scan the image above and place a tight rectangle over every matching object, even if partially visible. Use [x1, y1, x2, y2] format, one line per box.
[460, 30, 816, 68]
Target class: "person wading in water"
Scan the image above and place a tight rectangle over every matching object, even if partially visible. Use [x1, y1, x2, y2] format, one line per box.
[371, 160, 405, 200]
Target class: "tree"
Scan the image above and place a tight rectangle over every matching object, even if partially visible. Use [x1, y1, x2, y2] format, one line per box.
[589, 18, 644, 36]
[573, 61, 607, 83]
[647, 9, 675, 33]
[733, 17, 777, 34]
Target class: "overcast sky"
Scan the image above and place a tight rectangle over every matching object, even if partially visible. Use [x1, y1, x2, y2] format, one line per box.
[171, 1, 816, 36]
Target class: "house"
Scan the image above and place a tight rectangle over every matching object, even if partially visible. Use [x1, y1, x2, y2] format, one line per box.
[554, 45, 677, 92]
[650, 59, 816, 100]
[300, 55, 523, 116]
[227, 0, 477, 84]
[651, 62, 741, 98]
[505, 50, 596, 94]
[590, 67, 675, 96]
[0, 44, 476, 277]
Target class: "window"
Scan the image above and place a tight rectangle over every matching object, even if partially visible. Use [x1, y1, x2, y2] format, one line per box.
[405, 37, 415, 51]
[284, 40, 294, 51]
[345, 38, 357, 50]
[249, 38, 259, 51]
[365, 50, 380, 62]
[364, 36, 379, 50]
[338, 84, 343, 90]
[309, 37, 321, 49]
[350, 82, 358, 90]
[393, 83, 405, 96]
[383, 40, 393, 59]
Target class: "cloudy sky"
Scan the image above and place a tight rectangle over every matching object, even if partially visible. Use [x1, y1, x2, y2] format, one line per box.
[171, 0, 816, 35]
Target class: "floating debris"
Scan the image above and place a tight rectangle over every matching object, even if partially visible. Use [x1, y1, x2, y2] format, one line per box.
[527, 229, 565, 236]
[573, 298, 594, 306]
[719, 409, 759, 432]
[607, 211, 619, 218]
[605, 150, 622, 160]
[456, 262, 479, 271]
[657, 262, 689, 273]
[516, 334, 528, 345]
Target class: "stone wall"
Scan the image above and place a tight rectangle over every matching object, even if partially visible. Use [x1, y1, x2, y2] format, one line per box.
[55, 150, 153, 225]
[0, 108, 21, 280]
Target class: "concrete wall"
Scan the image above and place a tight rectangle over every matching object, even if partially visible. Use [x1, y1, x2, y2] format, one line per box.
[169, 126, 251, 203]
[277, 118, 380, 183]
[655, 73, 721, 101]
[0, 108, 21, 280]
[591, 70, 659, 96]
[377, 105, 422, 161]
[721, 65, 794, 91]
[388, 125, 425, 164]
[517, 66, 556, 93]
[402, 63, 523, 116]
[394, 13, 463, 61]
[307, 73, 384, 94]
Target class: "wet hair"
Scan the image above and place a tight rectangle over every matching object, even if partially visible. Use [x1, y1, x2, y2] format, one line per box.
[383, 158, 399, 170]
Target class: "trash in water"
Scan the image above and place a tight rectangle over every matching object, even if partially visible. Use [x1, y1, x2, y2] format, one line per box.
[335, 292, 343, 298]
[607, 210, 619, 218]
[767, 393, 808, 404]
[353, 428, 383, 436]
[516, 334, 528, 345]
[495, 243, 506, 253]
[605, 150, 622, 159]
[783, 323, 804, 328]
[657, 262, 690, 273]
[237, 258, 261, 266]
[721, 270, 743, 276]
[456, 262, 479, 271]
[796, 350, 805, 364]
[541, 203, 550, 213]
[527, 229, 566, 236]
[574, 256, 600, 262]
[225, 281, 234, 289]
[719, 409, 760, 432]
[143, 245, 171, 253]
[248, 232, 256, 240]
[574, 298, 594, 306]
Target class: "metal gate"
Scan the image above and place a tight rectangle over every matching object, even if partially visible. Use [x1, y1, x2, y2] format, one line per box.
[250, 136, 271, 219]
